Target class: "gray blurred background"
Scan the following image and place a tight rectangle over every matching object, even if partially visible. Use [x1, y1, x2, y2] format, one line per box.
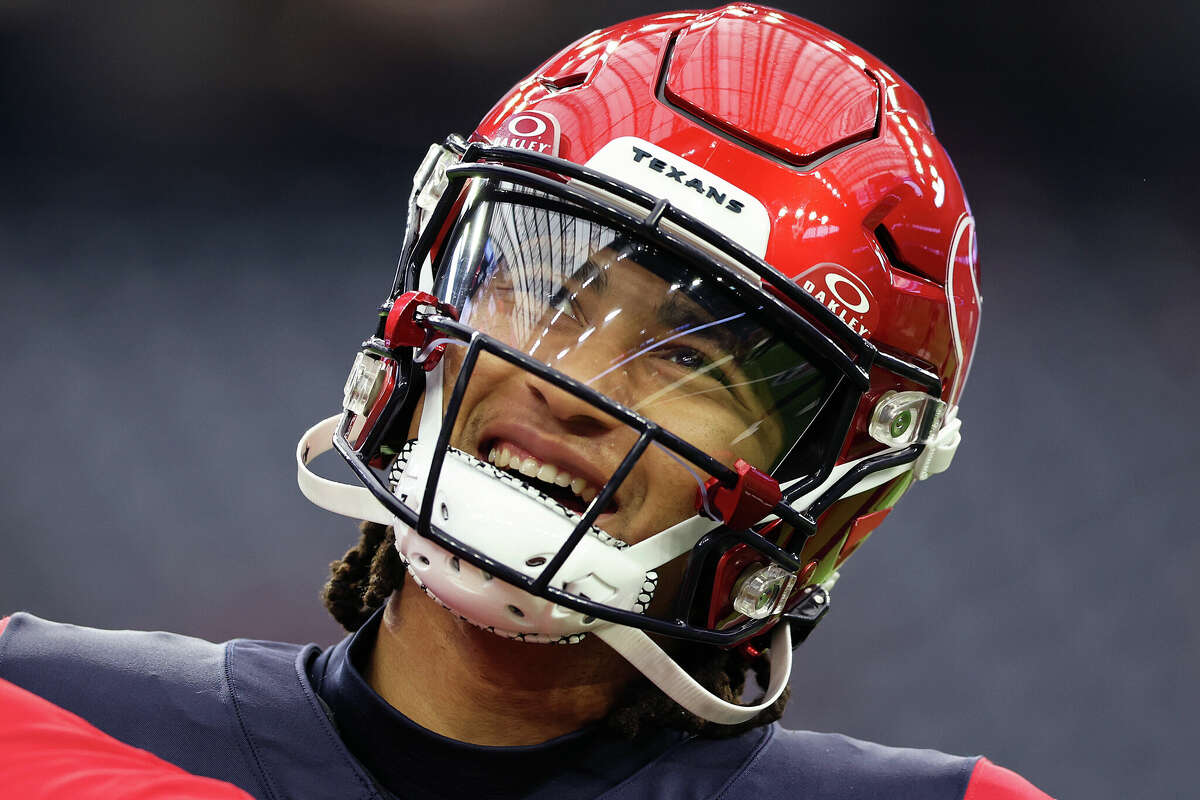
[0, 1, 1196, 797]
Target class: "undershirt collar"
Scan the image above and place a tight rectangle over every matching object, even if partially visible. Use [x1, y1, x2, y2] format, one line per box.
[309, 609, 682, 800]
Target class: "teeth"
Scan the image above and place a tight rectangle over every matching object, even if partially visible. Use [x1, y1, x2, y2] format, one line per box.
[485, 442, 607, 509]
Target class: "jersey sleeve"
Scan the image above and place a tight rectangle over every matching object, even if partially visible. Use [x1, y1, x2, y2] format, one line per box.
[963, 757, 1055, 800]
[0, 675, 253, 800]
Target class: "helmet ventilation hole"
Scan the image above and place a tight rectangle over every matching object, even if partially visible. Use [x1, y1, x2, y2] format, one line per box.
[440, 502, 449, 520]
[525, 556, 547, 567]
[507, 604, 525, 618]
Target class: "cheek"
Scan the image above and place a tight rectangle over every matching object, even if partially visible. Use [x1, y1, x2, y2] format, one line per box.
[664, 416, 743, 468]
[677, 414, 779, 472]
[434, 349, 527, 448]
[628, 446, 703, 535]
[731, 438, 773, 471]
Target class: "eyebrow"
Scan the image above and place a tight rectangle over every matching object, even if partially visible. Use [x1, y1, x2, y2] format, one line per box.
[655, 294, 741, 355]
[566, 254, 612, 293]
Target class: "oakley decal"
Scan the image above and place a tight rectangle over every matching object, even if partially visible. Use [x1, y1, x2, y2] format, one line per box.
[492, 111, 561, 156]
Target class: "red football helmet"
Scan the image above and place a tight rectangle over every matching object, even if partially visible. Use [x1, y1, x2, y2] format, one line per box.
[298, 3, 979, 724]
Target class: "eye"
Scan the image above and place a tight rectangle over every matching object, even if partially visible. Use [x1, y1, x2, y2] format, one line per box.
[548, 284, 587, 325]
[664, 346, 706, 369]
[656, 345, 733, 387]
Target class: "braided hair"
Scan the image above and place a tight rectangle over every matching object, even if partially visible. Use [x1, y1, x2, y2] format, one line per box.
[322, 521, 790, 740]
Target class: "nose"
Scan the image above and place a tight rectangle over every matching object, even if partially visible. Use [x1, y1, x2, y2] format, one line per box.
[523, 373, 622, 438]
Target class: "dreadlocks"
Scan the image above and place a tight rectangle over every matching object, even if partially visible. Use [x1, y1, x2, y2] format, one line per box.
[322, 521, 790, 740]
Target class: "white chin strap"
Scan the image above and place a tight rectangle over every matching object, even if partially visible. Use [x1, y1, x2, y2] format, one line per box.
[296, 415, 392, 526]
[597, 619, 793, 725]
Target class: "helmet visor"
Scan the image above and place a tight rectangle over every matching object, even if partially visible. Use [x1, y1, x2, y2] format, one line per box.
[431, 182, 834, 478]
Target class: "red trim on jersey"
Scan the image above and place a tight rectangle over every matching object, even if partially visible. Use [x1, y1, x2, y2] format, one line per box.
[0, 677, 252, 799]
[964, 758, 1055, 800]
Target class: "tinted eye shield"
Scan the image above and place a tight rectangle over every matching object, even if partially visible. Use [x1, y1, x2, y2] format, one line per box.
[331, 144, 941, 645]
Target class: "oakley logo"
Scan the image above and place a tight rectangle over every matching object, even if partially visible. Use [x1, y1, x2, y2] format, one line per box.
[823, 274, 870, 313]
[630, 146, 745, 214]
[493, 110, 561, 156]
[797, 263, 878, 339]
[507, 115, 548, 137]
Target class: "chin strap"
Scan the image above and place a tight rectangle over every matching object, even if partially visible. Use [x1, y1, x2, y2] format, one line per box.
[297, 415, 394, 526]
[595, 620, 792, 725]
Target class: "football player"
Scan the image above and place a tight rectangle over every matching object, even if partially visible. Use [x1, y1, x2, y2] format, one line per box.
[1, 5, 1050, 798]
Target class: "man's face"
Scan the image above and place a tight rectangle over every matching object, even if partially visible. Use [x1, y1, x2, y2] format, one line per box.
[433, 242, 787, 546]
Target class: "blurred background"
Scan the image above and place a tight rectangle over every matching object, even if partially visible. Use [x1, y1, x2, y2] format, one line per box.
[0, 1, 1195, 796]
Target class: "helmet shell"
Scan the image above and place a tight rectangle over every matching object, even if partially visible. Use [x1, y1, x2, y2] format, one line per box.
[474, 3, 980, 415]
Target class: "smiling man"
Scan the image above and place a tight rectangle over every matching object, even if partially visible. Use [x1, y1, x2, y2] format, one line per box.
[0, 4, 1051, 799]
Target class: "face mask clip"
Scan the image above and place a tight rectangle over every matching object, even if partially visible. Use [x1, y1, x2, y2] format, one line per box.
[868, 390, 947, 447]
[382, 290, 459, 370]
[695, 458, 782, 531]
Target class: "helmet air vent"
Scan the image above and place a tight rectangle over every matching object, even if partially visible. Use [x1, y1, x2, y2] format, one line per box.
[536, 47, 600, 92]
[661, 6, 879, 167]
[874, 224, 943, 286]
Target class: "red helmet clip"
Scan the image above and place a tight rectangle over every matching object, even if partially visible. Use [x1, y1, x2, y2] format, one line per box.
[383, 291, 459, 370]
[696, 459, 782, 531]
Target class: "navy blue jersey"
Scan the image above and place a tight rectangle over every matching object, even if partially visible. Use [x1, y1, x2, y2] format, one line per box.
[0, 613, 1045, 800]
